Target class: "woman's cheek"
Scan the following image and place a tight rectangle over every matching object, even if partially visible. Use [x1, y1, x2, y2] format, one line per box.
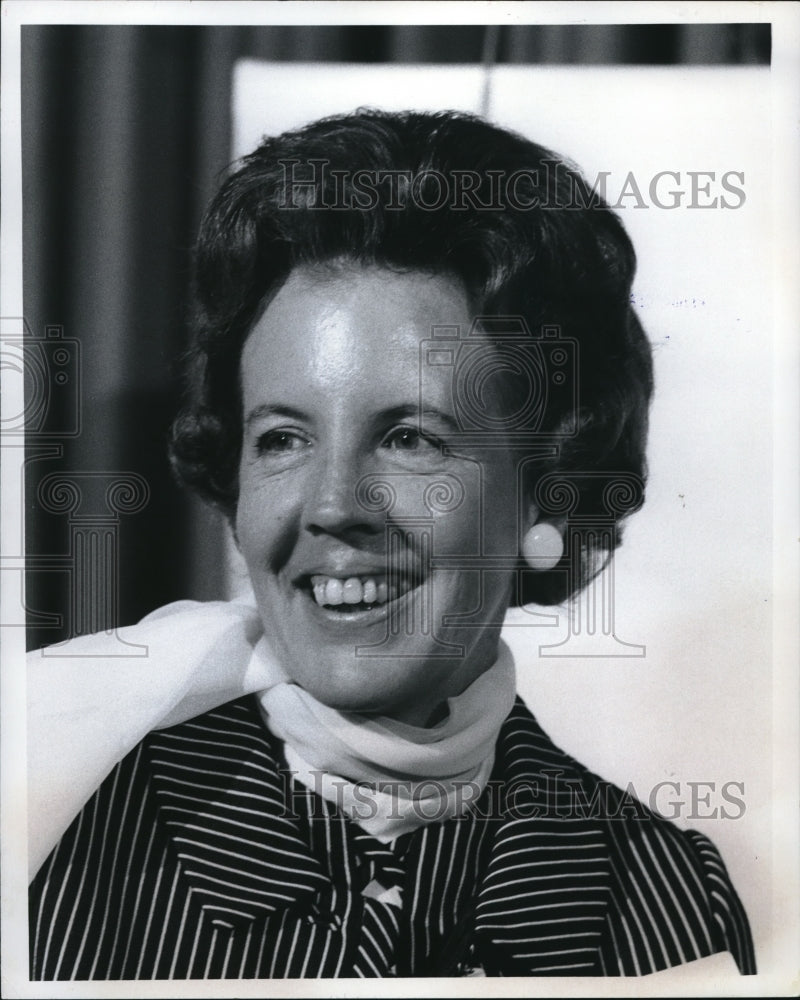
[236, 475, 300, 565]
[430, 458, 515, 556]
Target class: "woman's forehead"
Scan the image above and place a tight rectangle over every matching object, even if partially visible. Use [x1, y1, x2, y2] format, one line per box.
[239, 265, 473, 406]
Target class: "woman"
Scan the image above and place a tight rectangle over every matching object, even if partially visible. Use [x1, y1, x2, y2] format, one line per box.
[28, 109, 755, 979]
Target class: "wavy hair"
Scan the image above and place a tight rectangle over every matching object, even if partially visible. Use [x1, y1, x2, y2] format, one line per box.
[169, 109, 653, 605]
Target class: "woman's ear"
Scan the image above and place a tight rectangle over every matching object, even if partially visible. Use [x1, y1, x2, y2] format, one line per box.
[229, 512, 242, 552]
[522, 503, 540, 538]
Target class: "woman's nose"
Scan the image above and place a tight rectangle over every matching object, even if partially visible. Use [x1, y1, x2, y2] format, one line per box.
[304, 451, 382, 537]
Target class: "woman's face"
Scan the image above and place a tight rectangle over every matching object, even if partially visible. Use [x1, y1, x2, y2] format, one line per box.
[236, 264, 521, 725]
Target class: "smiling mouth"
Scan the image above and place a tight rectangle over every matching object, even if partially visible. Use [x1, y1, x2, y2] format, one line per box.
[309, 574, 417, 612]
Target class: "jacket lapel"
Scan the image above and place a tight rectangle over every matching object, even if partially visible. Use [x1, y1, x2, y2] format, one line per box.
[144, 697, 329, 922]
[144, 694, 613, 969]
[475, 700, 612, 975]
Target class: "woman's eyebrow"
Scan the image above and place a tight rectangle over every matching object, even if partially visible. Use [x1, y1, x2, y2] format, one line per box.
[244, 403, 308, 427]
[380, 404, 460, 432]
[244, 403, 461, 432]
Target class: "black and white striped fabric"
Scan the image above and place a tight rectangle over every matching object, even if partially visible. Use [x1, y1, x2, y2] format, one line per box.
[30, 697, 756, 979]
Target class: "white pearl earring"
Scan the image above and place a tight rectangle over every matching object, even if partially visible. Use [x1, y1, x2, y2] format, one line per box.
[522, 522, 564, 570]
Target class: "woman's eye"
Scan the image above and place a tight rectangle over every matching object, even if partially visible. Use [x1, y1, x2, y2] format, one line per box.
[383, 427, 440, 453]
[255, 430, 309, 455]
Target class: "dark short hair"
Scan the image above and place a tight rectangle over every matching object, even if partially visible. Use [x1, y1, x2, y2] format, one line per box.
[169, 109, 653, 605]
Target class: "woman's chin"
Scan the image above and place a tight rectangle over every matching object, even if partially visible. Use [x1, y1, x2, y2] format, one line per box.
[253, 575, 499, 720]
[279, 646, 443, 720]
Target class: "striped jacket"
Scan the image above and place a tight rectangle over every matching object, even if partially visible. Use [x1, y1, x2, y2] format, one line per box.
[30, 696, 756, 979]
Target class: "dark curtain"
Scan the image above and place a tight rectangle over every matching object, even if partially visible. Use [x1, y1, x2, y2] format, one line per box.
[22, 23, 770, 649]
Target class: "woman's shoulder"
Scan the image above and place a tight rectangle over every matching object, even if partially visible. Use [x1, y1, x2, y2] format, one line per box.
[489, 696, 756, 975]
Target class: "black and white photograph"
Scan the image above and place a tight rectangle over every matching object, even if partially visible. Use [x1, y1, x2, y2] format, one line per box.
[1, 1, 798, 995]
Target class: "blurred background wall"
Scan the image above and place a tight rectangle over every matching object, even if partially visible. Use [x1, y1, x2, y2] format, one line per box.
[22, 23, 770, 649]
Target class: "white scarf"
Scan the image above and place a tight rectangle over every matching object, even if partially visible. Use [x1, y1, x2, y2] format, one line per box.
[253, 638, 517, 842]
[27, 597, 518, 874]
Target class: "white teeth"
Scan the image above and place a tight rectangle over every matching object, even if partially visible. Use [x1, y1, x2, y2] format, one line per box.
[325, 579, 343, 605]
[342, 578, 362, 604]
[309, 575, 409, 608]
